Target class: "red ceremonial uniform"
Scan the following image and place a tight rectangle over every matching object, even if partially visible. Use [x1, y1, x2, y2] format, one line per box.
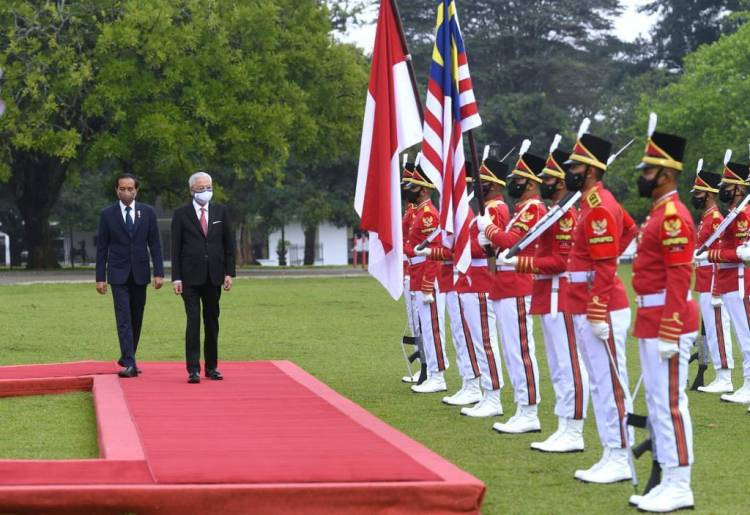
[516, 205, 578, 314]
[404, 199, 441, 294]
[693, 206, 721, 293]
[485, 196, 546, 299]
[707, 205, 750, 294]
[632, 191, 699, 342]
[566, 182, 637, 321]
[402, 203, 417, 277]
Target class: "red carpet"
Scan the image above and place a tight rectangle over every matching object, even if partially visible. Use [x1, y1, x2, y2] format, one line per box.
[0, 361, 485, 514]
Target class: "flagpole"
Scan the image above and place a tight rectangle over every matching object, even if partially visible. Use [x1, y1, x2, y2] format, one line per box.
[389, 0, 424, 124]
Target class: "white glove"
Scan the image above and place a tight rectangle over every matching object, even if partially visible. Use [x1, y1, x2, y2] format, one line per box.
[693, 250, 708, 262]
[737, 244, 750, 264]
[478, 232, 491, 247]
[589, 320, 610, 341]
[498, 249, 518, 268]
[422, 292, 435, 304]
[476, 213, 493, 233]
[710, 295, 723, 307]
[414, 246, 431, 257]
[657, 339, 679, 361]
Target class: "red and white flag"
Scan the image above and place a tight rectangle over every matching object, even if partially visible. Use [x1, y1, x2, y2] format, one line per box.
[354, 0, 422, 300]
[419, 0, 481, 275]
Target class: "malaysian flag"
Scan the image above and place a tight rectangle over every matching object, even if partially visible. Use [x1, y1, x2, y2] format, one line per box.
[420, 0, 481, 275]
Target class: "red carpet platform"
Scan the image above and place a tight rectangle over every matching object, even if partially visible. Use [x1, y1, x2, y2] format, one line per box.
[0, 361, 485, 514]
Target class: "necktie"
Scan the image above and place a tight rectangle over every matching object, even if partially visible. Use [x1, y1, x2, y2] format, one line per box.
[200, 208, 208, 236]
[125, 206, 134, 233]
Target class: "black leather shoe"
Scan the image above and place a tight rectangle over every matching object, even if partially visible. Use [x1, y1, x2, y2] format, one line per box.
[117, 358, 125, 367]
[118, 366, 138, 378]
[188, 372, 201, 384]
[205, 369, 223, 380]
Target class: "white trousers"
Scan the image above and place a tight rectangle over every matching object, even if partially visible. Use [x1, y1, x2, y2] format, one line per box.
[459, 292, 502, 391]
[574, 309, 633, 449]
[403, 276, 420, 337]
[639, 333, 696, 468]
[493, 296, 539, 406]
[445, 291, 482, 381]
[415, 290, 448, 374]
[720, 291, 750, 379]
[541, 313, 590, 420]
[698, 292, 733, 370]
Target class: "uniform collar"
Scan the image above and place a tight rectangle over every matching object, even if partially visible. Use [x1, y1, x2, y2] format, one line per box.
[416, 199, 432, 209]
[702, 204, 718, 217]
[651, 190, 678, 212]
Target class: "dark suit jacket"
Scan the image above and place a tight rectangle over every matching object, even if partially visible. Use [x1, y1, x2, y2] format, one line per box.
[96, 202, 165, 285]
[171, 202, 236, 286]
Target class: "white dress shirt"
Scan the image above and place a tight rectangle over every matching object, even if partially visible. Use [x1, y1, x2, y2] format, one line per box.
[120, 200, 136, 223]
[193, 199, 209, 221]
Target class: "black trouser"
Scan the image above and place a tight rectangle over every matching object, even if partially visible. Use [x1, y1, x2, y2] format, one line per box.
[111, 275, 147, 368]
[182, 283, 222, 374]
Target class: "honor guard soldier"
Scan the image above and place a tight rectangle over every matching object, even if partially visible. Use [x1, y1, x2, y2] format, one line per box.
[699, 153, 750, 405]
[457, 156, 509, 418]
[563, 120, 637, 483]
[401, 158, 424, 384]
[629, 115, 698, 512]
[477, 145, 547, 434]
[414, 164, 484, 407]
[503, 136, 590, 452]
[403, 165, 450, 393]
[691, 165, 735, 393]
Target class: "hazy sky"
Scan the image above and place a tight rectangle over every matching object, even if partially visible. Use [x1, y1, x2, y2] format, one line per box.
[338, 0, 658, 53]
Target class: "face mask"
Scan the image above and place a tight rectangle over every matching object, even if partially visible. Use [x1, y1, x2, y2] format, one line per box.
[540, 180, 558, 200]
[194, 190, 213, 206]
[564, 171, 585, 192]
[405, 189, 420, 203]
[481, 182, 492, 198]
[637, 168, 663, 198]
[507, 179, 527, 199]
[719, 185, 735, 204]
[691, 195, 707, 210]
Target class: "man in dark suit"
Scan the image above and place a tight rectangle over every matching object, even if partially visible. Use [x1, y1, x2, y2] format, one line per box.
[171, 171, 236, 383]
[96, 174, 164, 378]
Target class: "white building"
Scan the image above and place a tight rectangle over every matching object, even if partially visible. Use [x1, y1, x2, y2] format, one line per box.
[262, 221, 350, 266]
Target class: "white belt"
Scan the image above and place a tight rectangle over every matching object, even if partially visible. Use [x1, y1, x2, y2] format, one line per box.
[694, 259, 710, 267]
[534, 274, 557, 280]
[442, 260, 452, 265]
[567, 271, 594, 283]
[497, 265, 516, 272]
[471, 258, 488, 267]
[719, 263, 741, 269]
[409, 256, 426, 265]
[402, 255, 408, 262]
[635, 290, 692, 308]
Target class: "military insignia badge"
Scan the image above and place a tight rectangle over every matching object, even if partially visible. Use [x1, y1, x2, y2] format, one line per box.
[663, 217, 682, 238]
[423, 215, 434, 227]
[591, 218, 608, 236]
[520, 210, 534, 223]
[559, 217, 573, 232]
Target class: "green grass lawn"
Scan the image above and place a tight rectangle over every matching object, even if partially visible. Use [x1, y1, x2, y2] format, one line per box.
[0, 266, 747, 513]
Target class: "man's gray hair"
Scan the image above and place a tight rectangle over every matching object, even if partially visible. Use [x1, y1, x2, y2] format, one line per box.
[188, 171, 212, 189]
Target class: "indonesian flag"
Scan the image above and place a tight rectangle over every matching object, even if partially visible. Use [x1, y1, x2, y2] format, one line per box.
[354, 0, 422, 300]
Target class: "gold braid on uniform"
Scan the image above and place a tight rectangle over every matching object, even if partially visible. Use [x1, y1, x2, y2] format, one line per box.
[430, 247, 450, 261]
[516, 256, 536, 273]
[486, 224, 500, 240]
[707, 249, 724, 263]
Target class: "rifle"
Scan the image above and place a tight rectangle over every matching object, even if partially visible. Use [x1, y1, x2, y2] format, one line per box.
[697, 194, 750, 254]
[505, 191, 581, 258]
[689, 321, 708, 390]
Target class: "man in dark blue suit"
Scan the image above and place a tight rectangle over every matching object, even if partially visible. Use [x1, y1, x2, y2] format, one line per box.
[96, 174, 164, 378]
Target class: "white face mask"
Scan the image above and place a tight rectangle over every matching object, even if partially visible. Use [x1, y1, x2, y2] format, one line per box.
[194, 190, 213, 206]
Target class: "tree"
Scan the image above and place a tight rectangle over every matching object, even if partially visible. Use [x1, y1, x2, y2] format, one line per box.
[640, 0, 743, 70]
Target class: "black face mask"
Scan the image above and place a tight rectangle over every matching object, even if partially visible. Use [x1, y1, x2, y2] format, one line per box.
[540, 180, 558, 200]
[719, 185, 735, 204]
[638, 168, 663, 198]
[507, 179, 527, 199]
[691, 195, 707, 210]
[405, 188, 420, 203]
[564, 171, 585, 192]
[481, 182, 492, 198]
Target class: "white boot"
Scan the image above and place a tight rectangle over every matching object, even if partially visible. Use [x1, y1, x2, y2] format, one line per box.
[697, 368, 734, 394]
[533, 418, 584, 452]
[530, 417, 565, 451]
[584, 447, 631, 483]
[637, 466, 694, 512]
[461, 389, 503, 417]
[410, 371, 447, 393]
[720, 377, 750, 404]
[442, 377, 482, 406]
[574, 447, 610, 481]
[492, 404, 540, 434]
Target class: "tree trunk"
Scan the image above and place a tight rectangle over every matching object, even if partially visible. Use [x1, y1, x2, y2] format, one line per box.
[303, 225, 316, 266]
[10, 151, 67, 269]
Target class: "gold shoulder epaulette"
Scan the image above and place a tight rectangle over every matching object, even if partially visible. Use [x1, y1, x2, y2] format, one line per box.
[586, 190, 601, 208]
[664, 200, 677, 217]
[424, 205, 430, 212]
